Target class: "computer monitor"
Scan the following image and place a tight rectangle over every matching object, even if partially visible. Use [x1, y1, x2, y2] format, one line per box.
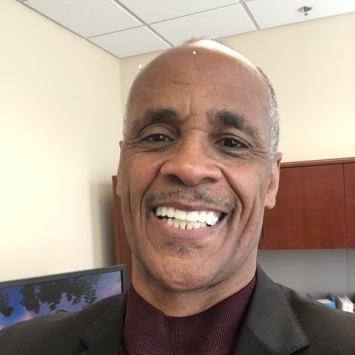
[0, 265, 127, 330]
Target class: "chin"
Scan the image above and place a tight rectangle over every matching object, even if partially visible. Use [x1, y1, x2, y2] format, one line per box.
[152, 262, 218, 293]
[134, 241, 223, 293]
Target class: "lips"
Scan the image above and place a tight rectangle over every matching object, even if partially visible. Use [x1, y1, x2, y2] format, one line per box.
[155, 206, 221, 230]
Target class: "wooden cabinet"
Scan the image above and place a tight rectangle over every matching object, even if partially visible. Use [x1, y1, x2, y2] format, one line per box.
[263, 162, 347, 249]
[112, 158, 355, 280]
[112, 176, 132, 283]
[345, 163, 355, 247]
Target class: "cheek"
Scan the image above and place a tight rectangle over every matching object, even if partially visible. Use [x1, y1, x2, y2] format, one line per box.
[120, 154, 163, 213]
[225, 165, 271, 213]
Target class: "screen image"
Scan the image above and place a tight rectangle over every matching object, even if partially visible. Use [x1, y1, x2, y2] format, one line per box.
[0, 265, 127, 330]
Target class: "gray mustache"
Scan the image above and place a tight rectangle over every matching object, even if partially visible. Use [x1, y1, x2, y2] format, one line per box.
[145, 188, 235, 211]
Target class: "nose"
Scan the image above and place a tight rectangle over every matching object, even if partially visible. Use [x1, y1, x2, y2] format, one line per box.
[160, 134, 222, 186]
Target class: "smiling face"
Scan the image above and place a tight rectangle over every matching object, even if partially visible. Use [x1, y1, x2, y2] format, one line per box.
[117, 41, 281, 307]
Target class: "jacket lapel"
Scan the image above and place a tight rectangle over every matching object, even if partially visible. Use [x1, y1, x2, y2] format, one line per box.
[233, 266, 308, 355]
[79, 292, 127, 355]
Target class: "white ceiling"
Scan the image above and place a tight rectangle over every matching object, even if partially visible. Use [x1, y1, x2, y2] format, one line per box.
[19, 0, 355, 59]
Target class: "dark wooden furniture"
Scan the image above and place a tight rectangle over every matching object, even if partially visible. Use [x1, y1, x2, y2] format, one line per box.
[112, 157, 355, 281]
[262, 160, 349, 249]
[345, 163, 355, 247]
[112, 176, 132, 282]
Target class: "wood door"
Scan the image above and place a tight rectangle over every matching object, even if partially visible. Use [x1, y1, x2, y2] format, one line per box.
[263, 164, 347, 249]
[345, 163, 355, 247]
[112, 176, 132, 283]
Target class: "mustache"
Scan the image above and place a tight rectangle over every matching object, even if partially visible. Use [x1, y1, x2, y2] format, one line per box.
[145, 187, 235, 211]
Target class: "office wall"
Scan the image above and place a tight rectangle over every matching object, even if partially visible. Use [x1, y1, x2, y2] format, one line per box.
[0, 0, 122, 281]
[257, 249, 355, 298]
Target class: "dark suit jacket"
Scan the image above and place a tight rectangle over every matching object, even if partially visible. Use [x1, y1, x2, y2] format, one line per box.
[1, 266, 355, 355]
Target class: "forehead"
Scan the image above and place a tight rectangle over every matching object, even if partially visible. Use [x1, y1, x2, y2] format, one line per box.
[126, 43, 270, 131]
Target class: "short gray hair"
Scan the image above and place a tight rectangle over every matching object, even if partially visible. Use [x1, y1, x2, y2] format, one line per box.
[256, 66, 280, 158]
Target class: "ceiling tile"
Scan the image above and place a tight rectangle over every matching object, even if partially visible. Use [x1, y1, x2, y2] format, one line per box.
[117, 0, 238, 24]
[151, 4, 256, 46]
[25, 0, 142, 38]
[89, 27, 170, 58]
[247, 0, 355, 29]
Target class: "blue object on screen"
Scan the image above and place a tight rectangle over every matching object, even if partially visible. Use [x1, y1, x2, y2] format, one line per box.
[0, 265, 127, 330]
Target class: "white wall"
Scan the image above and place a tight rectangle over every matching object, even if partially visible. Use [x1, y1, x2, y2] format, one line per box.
[0, 0, 122, 281]
[119, 12, 355, 162]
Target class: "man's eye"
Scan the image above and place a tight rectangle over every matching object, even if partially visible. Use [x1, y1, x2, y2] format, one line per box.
[144, 134, 171, 142]
[222, 138, 246, 148]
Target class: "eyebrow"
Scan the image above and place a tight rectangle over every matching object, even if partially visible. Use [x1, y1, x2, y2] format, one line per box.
[132, 108, 178, 131]
[131, 107, 262, 140]
[211, 109, 262, 140]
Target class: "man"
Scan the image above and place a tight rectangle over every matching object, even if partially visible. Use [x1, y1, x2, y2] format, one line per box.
[1, 38, 355, 355]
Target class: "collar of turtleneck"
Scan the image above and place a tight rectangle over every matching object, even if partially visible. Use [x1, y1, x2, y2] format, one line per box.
[121, 276, 256, 355]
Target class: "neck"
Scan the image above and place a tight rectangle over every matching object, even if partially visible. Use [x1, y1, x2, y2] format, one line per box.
[132, 262, 256, 317]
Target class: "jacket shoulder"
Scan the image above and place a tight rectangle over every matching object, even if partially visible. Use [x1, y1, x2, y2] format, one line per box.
[279, 284, 355, 354]
[0, 293, 125, 355]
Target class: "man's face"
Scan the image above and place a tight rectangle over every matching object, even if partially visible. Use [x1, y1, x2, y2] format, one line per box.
[117, 42, 281, 295]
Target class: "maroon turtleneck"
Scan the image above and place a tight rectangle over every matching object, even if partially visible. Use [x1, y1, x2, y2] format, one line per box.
[121, 277, 255, 355]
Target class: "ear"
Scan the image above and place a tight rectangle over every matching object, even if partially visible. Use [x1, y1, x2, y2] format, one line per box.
[265, 152, 282, 209]
[116, 141, 123, 197]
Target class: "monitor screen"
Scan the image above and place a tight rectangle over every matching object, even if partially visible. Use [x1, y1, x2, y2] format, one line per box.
[0, 265, 127, 330]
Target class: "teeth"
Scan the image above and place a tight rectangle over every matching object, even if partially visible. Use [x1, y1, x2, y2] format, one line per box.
[155, 206, 221, 229]
[175, 210, 186, 220]
[198, 211, 206, 223]
[193, 222, 200, 229]
[179, 220, 187, 229]
[186, 211, 199, 222]
[157, 206, 167, 217]
[186, 221, 194, 230]
[173, 219, 180, 228]
[167, 207, 175, 218]
[205, 211, 219, 226]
